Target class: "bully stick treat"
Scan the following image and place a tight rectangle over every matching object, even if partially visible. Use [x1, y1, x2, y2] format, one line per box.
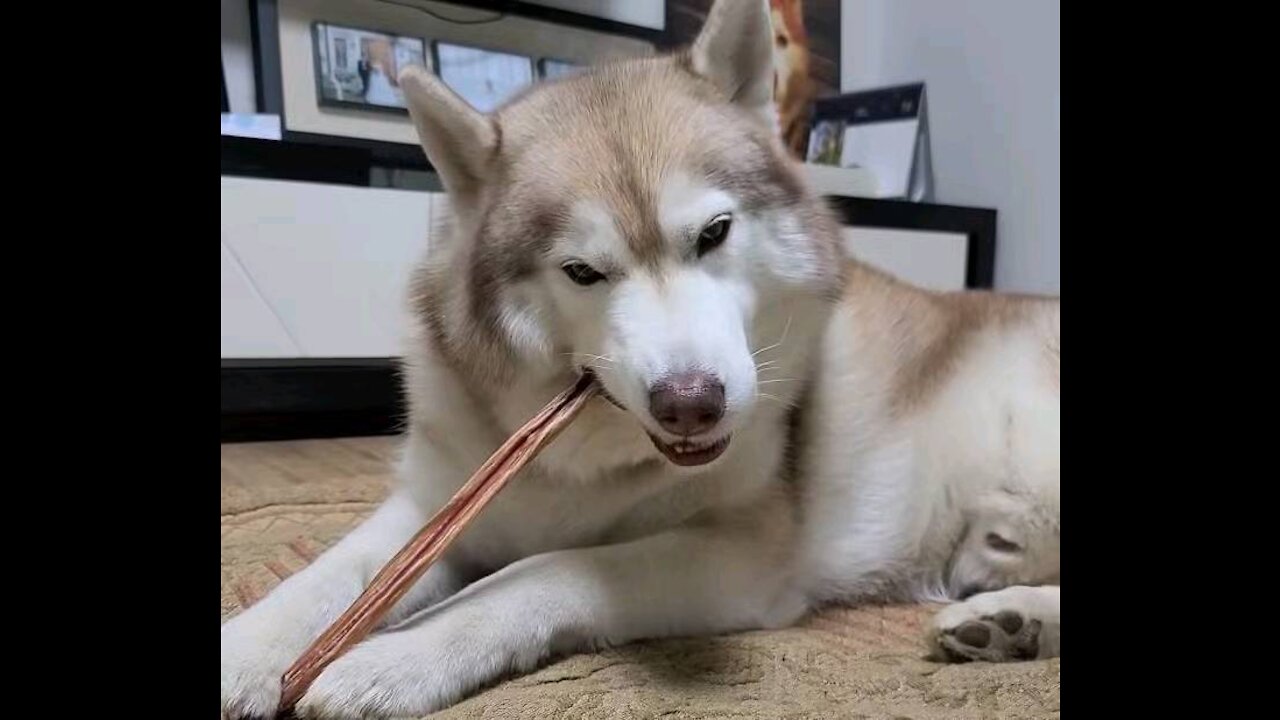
[277, 373, 601, 714]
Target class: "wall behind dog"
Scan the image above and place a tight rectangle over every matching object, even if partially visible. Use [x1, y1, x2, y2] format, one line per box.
[841, 0, 1060, 295]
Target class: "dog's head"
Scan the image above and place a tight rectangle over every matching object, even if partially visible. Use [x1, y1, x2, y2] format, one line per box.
[402, 0, 842, 471]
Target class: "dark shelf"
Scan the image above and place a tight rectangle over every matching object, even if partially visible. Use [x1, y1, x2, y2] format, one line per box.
[221, 359, 404, 442]
[221, 133, 432, 186]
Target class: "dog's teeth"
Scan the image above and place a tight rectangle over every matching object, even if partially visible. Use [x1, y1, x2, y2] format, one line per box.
[673, 441, 713, 454]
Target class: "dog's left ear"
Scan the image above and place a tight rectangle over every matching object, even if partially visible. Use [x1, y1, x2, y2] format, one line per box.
[690, 0, 775, 123]
[398, 65, 496, 204]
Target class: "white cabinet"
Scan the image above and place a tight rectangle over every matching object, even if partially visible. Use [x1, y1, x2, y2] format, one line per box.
[221, 177, 431, 358]
[220, 239, 300, 357]
[841, 227, 967, 293]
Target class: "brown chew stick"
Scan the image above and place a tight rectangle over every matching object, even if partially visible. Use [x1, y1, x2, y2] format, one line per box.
[277, 374, 600, 714]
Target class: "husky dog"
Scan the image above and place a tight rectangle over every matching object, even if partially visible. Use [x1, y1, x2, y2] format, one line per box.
[220, 1, 1060, 716]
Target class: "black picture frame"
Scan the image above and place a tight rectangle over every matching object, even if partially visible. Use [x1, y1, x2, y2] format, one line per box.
[311, 21, 429, 116]
[221, 59, 230, 113]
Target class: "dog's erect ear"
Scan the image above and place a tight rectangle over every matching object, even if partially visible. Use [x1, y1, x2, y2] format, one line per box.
[690, 0, 775, 122]
[399, 65, 496, 200]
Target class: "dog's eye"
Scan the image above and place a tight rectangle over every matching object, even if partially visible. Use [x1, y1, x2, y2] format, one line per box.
[697, 215, 732, 257]
[562, 262, 605, 286]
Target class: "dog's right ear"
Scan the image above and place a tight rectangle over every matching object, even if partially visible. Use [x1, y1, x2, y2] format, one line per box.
[399, 66, 496, 200]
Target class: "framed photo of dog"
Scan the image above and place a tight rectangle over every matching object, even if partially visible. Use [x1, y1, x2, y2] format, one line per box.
[663, 0, 842, 159]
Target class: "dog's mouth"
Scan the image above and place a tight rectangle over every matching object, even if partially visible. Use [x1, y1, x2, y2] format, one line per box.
[597, 386, 626, 411]
[647, 433, 731, 467]
[576, 367, 731, 467]
[576, 366, 626, 411]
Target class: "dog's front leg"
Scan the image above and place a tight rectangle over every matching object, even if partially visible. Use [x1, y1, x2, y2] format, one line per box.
[221, 490, 466, 719]
[296, 505, 804, 718]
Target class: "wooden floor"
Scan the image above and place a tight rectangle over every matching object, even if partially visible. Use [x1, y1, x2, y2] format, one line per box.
[220, 436, 400, 513]
[221, 436, 397, 477]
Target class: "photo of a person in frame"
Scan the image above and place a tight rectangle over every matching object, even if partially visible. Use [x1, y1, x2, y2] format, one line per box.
[314, 23, 425, 111]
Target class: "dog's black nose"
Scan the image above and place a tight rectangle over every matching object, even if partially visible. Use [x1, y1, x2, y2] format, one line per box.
[649, 372, 725, 436]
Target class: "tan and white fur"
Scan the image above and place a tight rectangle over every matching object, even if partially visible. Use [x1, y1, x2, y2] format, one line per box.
[220, 2, 1060, 717]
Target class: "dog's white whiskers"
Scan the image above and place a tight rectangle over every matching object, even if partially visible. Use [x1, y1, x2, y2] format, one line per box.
[561, 352, 616, 367]
[751, 341, 783, 359]
[751, 314, 794, 359]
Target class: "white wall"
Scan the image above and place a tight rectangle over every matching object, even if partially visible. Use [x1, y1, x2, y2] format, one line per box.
[841, 0, 1060, 295]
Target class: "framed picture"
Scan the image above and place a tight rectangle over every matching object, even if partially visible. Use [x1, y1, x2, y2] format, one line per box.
[538, 58, 581, 80]
[808, 83, 933, 201]
[312, 22, 428, 113]
[806, 119, 844, 166]
[432, 41, 535, 113]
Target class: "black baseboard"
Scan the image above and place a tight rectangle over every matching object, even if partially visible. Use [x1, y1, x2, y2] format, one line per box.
[221, 359, 404, 442]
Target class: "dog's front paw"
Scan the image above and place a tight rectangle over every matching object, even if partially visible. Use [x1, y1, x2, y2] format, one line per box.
[926, 585, 1060, 663]
[294, 634, 453, 719]
[296, 611, 543, 719]
[221, 616, 296, 719]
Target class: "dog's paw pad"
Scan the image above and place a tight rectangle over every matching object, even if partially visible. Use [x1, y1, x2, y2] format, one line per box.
[992, 609, 1024, 635]
[954, 619, 993, 648]
[935, 612, 1042, 663]
[928, 592, 1050, 664]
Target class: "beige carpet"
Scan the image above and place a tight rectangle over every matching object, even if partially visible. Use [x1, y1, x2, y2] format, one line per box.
[221, 437, 1060, 719]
